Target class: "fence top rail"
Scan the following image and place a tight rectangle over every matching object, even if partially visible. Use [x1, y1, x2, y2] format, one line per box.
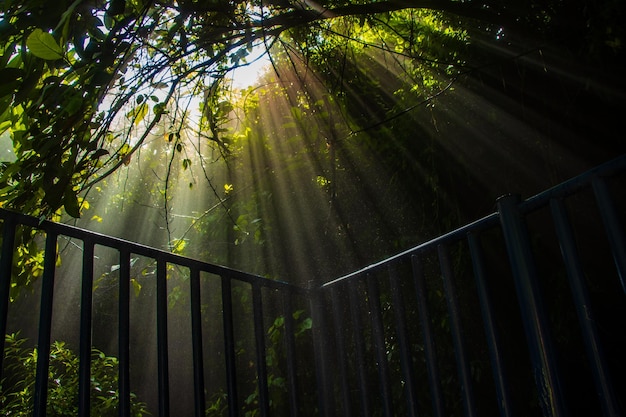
[322, 153, 626, 289]
[321, 212, 500, 289]
[0, 208, 305, 294]
[2, 154, 624, 292]
[520, 152, 626, 212]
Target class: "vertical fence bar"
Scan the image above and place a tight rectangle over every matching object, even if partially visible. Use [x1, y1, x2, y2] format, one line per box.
[592, 177, 626, 294]
[550, 198, 621, 417]
[310, 288, 333, 417]
[252, 284, 270, 417]
[119, 248, 131, 417]
[0, 213, 17, 381]
[221, 276, 239, 417]
[281, 290, 299, 417]
[388, 265, 419, 417]
[156, 259, 170, 417]
[78, 239, 95, 417]
[497, 194, 567, 417]
[330, 285, 352, 415]
[348, 279, 371, 416]
[189, 267, 206, 417]
[33, 231, 58, 417]
[412, 254, 445, 417]
[467, 233, 514, 417]
[439, 244, 477, 417]
[366, 273, 394, 417]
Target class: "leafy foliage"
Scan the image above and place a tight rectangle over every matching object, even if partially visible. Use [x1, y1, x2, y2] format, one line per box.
[1, 0, 621, 219]
[205, 310, 314, 416]
[0, 333, 149, 416]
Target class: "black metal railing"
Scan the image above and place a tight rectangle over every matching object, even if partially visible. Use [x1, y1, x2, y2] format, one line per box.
[0, 210, 310, 417]
[1, 154, 625, 417]
[318, 154, 626, 417]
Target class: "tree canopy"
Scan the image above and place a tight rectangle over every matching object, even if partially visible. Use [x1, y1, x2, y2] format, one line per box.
[0, 0, 623, 222]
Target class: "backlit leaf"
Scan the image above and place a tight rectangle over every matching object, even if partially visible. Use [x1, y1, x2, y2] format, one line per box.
[26, 29, 64, 60]
[301, 318, 313, 329]
[131, 278, 142, 297]
[126, 103, 149, 125]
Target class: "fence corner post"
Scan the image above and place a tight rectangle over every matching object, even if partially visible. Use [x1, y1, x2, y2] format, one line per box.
[497, 194, 567, 417]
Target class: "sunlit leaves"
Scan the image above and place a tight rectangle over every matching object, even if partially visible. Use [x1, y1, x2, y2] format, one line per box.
[315, 175, 330, 188]
[118, 143, 131, 156]
[126, 103, 149, 125]
[0, 0, 565, 221]
[130, 278, 142, 297]
[26, 29, 64, 60]
[118, 143, 132, 165]
[2, 334, 150, 415]
[165, 132, 180, 142]
[170, 238, 187, 254]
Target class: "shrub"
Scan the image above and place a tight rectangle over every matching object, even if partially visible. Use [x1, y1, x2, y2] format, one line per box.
[1, 333, 149, 416]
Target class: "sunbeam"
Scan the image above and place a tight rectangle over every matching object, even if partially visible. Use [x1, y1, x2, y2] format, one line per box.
[2, 2, 624, 415]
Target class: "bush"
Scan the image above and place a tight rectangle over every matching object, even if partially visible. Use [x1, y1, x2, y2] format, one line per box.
[1, 333, 149, 416]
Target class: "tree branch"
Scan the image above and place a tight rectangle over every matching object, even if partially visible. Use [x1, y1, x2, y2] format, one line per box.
[255, 0, 511, 31]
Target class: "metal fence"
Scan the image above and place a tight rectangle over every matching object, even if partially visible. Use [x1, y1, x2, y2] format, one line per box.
[1, 154, 625, 417]
[0, 209, 311, 417]
[317, 155, 626, 417]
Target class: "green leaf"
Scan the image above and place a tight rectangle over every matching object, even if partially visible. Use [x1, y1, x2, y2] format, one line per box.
[126, 102, 149, 125]
[300, 318, 312, 330]
[63, 192, 81, 218]
[131, 278, 142, 297]
[290, 106, 303, 121]
[26, 29, 64, 60]
[118, 143, 131, 156]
